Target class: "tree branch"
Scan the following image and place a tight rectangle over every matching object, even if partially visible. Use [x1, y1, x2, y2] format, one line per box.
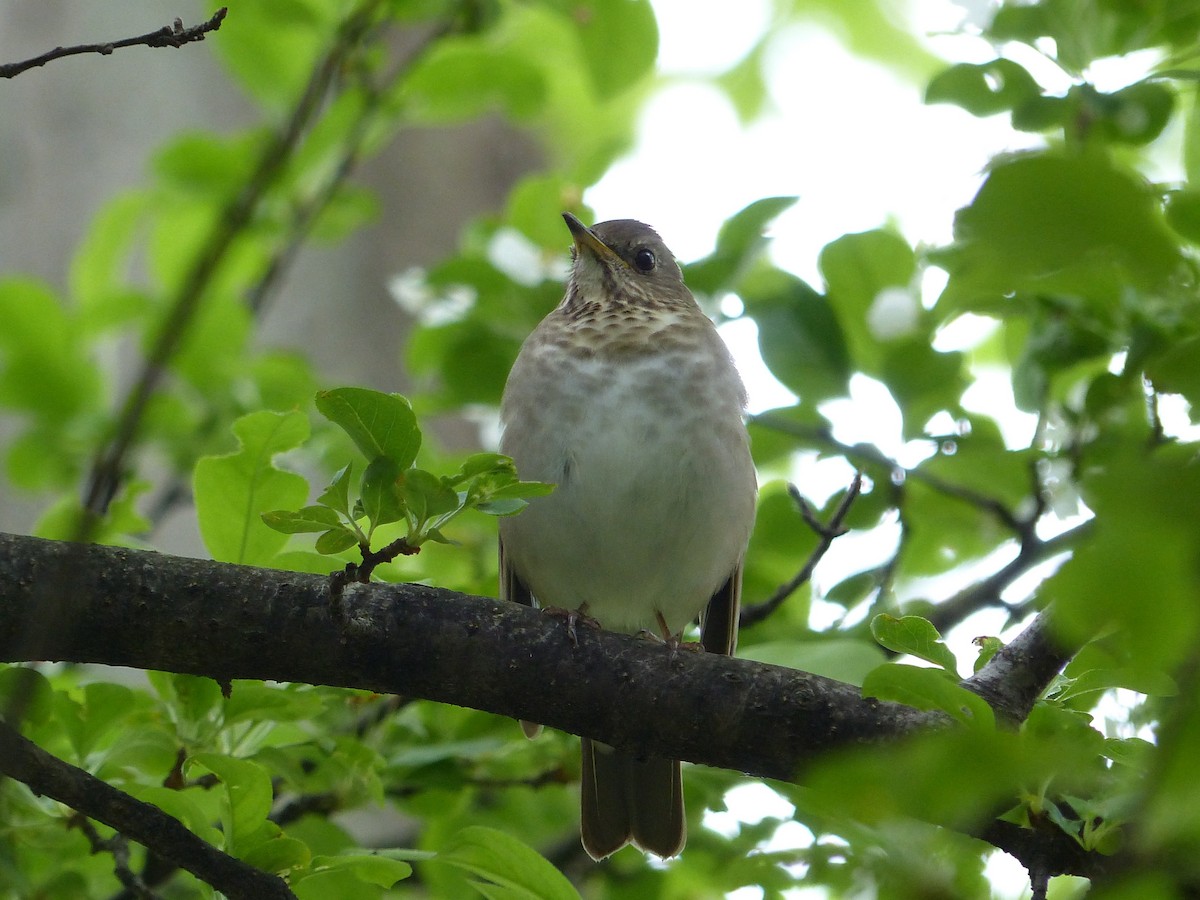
[925, 521, 1094, 635]
[0, 532, 942, 780]
[749, 415, 1028, 534]
[0, 9, 227, 79]
[741, 474, 862, 628]
[0, 721, 293, 899]
[0, 530, 1099, 883]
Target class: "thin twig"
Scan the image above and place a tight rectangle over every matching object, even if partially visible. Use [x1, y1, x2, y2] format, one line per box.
[751, 414, 1027, 534]
[71, 815, 161, 900]
[741, 473, 863, 628]
[330, 536, 420, 598]
[0, 9, 227, 79]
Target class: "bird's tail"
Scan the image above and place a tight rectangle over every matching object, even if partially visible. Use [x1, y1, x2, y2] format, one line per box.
[580, 737, 685, 860]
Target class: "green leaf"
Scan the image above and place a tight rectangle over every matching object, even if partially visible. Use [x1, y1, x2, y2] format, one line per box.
[357, 460, 405, 532]
[402, 469, 461, 523]
[0, 278, 101, 423]
[293, 854, 411, 900]
[938, 152, 1182, 310]
[572, 0, 658, 100]
[125, 785, 223, 846]
[878, 339, 966, 439]
[740, 268, 850, 403]
[473, 479, 555, 502]
[210, 0, 329, 110]
[317, 463, 354, 515]
[316, 527, 360, 555]
[194, 410, 310, 565]
[68, 191, 149, 328]
[311, 185, 381, 242]
[401, 41, 546, 123]
[149, 672, 224, 739]
[925, 60, 1042, 117]
[154, 131, 260, 200]
[973, 636, 1004, 673]
[360, 457, 405, 528]
[473, 498, 529, 516]
[506, 174, 584, 247]
[716, 41, 770, 123]
[1146, 334, 1200, 407]
[862, 663, 995, 729]
[316, 388, 421, 468]
[1103, 737, 1155, 771]
[870, 614, 959, 674]
[306, 854, 413, 888]
[1053, 668, 1178, 704]
[819, 229, 917, 372]
[0, 667, 54, 727]
[190, 752, 275, 854]
[262, 505, 345, 535]
[1164, 190, 1200, 244]
[243, 836, 312, 875]
[1101, 81, 1174, 146]
[438, 826, 580, 900]
[684, 197, 797, 296]
[451, 453, 517, 484]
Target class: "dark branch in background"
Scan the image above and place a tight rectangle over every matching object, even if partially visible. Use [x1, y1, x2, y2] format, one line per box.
[71, 815, 160, 900]
[0, 721, 293, 900]
[926, 522, 1092, 636]
[742, 473, 862, 628]
[141, 13, 464, 533]
[748, 413, 1087, 633]
[0, 8, 227, 79]
[750, 415, 1030, 535]
[81, 0, 387, 525]
[244, 17, 459, 317]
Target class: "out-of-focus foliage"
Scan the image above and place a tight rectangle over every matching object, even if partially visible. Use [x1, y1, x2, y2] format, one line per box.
[2, 0, 1200, 898]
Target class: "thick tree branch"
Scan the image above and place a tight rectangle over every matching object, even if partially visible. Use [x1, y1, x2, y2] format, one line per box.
[0, 532, 943, 780]
[0, 9, 227, 79]
[0, 721, 293, 899]
[963, 611, 1076, 725]
[0, 530, 1098, 886]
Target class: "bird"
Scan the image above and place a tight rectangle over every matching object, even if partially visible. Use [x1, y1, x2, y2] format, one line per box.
[497, 212, 757, 860]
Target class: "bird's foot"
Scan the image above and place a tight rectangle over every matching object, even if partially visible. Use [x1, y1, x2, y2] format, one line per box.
[639, 613, 706, 659]
[542, 605, 600, 646]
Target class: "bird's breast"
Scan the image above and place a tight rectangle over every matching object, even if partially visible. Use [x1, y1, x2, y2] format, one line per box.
[498, 333, 756, 634]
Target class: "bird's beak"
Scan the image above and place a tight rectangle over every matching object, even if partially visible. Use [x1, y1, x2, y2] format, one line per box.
[563, 212, 624, 266]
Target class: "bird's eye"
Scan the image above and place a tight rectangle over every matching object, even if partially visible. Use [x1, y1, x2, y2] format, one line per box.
[633, 247, 656, 273]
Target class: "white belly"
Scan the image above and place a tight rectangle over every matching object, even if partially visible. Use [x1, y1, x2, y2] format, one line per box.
[499, 346, 756, 635]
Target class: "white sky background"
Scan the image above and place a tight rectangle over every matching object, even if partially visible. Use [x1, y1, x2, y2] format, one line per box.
[584, 2, 1062, 896]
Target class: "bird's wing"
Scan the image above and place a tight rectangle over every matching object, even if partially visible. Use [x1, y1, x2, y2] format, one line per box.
[699, 562, 742, 656]
[498, 534, 534, 607]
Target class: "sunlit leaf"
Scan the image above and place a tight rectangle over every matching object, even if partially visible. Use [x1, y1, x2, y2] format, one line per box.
[194, 410, 310, 565]
[316, 388, 421, 468]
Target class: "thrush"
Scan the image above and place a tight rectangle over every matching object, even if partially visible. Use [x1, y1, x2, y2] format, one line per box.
[498, 212, 757, 860]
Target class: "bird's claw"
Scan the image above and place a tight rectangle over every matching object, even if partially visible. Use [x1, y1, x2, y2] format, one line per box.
[543, 605, 600, 646]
